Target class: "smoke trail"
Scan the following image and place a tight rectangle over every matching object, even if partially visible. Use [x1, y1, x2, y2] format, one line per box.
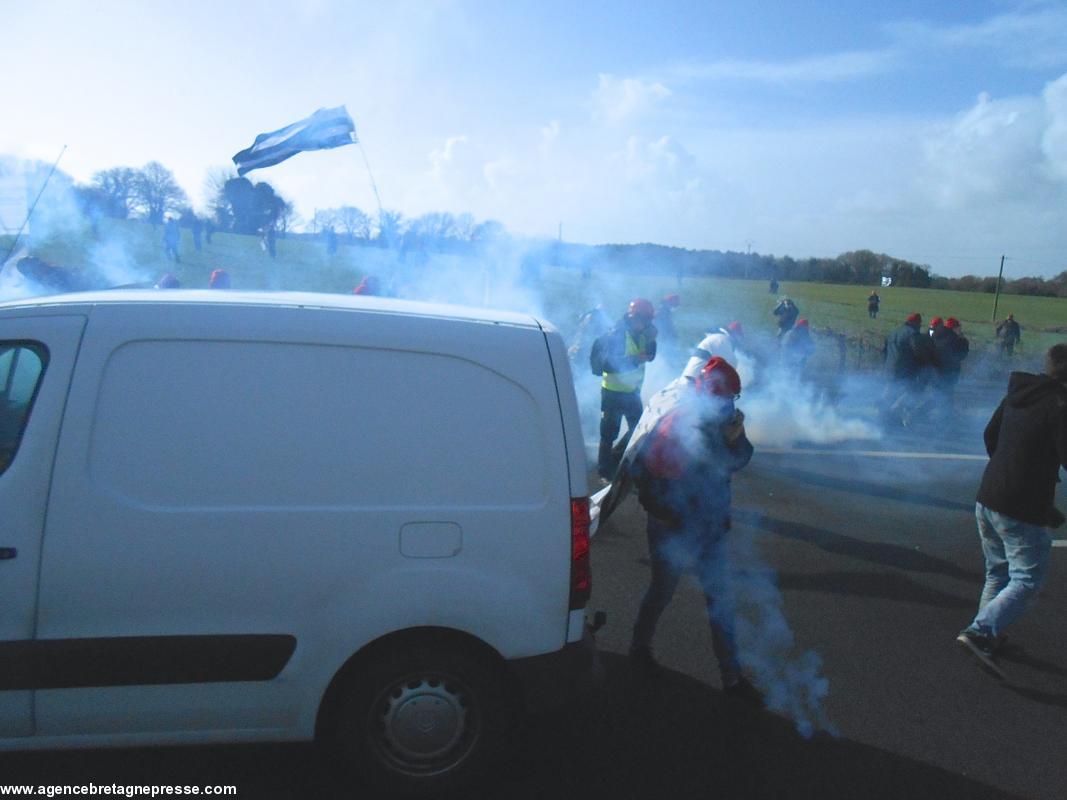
[723, 524, 836, 738]
[743, 362, 881, 447]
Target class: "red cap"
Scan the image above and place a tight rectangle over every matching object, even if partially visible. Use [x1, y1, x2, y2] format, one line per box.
[945, 317, 961, 329]
[796, 318, 809, 328]
[209, 269, 230, 289]
[726, 321, 744, 337]
[906, 312, 921, 325]
[662, 293, 680, 307]
[696, 356, 741, 398]
[930, 316, 943, 328]
[353, 276, 380, 296]
[627, 298, 655, 320]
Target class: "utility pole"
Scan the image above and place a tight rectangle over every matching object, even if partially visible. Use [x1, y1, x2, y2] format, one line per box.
[745, 240, 754, 280]
[991, 254, 1006, 322]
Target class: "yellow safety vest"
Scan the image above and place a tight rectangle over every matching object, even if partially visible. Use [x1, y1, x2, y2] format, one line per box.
[603, 331, 648, 393]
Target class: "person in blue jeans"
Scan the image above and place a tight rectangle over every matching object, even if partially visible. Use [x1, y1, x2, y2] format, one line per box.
[957, 344, 1067, 677]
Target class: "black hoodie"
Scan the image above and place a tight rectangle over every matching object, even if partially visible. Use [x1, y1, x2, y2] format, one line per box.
[976, 372, 1067, 525]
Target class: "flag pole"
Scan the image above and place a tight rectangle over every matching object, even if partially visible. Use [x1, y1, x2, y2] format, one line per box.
[2, 144, 67, 266]
[356, 140, 383, 223]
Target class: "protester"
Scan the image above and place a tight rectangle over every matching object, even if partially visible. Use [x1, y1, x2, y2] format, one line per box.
[773, 296, 799, 337]
[867, 291, 880, 319]
[353, 275, 380, 296]
[928, 316, 944, 338]
[593, 298, 657, 481]
[780, 318, 816, 372]
[682, 321, 743, 378]
[163, 217, 181, 263]
[208, 268, 231, 289]
[881, 312, 935, 427]
[154, 272, 180, 289]
[932, 317, 970, 395]
[626, 357, 763, 706]
[957, 344, 1067, 678]
[995, 313, 1022, 356]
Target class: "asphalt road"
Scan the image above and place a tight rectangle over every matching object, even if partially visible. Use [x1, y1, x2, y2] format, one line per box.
[3, 385, 1065, 799]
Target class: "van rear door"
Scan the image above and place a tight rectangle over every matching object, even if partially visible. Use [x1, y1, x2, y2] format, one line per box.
[0, 315, 85, 738]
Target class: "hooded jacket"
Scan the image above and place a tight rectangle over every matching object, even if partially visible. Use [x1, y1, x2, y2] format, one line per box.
[631, 395, 753, 528]
[883, 322, 934, 380]
[976, 372, 1067, 526]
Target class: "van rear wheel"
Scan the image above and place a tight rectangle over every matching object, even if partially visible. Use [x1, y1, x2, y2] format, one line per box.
[333, 641, 513, 797]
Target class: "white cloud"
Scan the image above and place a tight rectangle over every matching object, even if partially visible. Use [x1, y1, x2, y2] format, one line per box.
[888, 5, 1067, 69]
[539, 120, 560, 157]
[428, 135, 469, 181]
[920, 75, 1067, 208]
[671, 50, 896, 85]
[592, 74, 671, 123]
[1041, 73, 1067, 180]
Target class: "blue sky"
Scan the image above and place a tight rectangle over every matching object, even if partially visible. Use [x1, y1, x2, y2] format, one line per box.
[3, 0, 1067, 277]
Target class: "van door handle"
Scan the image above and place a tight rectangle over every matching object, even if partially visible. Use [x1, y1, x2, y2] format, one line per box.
[0, 547, 16, 560]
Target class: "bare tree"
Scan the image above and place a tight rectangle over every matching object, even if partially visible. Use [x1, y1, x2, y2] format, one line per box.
[376, 209, 405, 246]
[203, 165, 237, 227]
[276, 200, 301, 237]
[306, 208, 338, 235]
[409, 212, 458, 243]
[336, 206, 372, 241]
[90, 167, 138, 219]
[132, 162, 188, 224]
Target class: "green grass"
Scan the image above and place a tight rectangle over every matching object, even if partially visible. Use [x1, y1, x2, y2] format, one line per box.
[22, 217, 1067, 374]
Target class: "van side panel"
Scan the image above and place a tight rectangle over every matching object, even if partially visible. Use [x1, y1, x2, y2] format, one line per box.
[34, 304, 572, 739]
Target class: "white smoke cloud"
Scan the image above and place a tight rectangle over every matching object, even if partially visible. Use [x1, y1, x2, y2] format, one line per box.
[593, 73, 672, 124]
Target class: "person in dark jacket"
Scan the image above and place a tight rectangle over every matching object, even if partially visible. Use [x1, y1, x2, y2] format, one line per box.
[957, 344, 1067, 677]
[995, 313, 1022, 356]
[594, 298, 657, 480]
[628, 357, 763, 706]
[867, 291, 880, 319]
[932, 317, 969, 394]
[773, 296, 799, 337]
[881, 312, 935, 427]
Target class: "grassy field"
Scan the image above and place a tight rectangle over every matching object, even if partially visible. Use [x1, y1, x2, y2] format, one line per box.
[14, 217, 1067, 376]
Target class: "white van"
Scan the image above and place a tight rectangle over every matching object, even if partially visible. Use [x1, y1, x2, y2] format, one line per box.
[0, 290, 598, 795]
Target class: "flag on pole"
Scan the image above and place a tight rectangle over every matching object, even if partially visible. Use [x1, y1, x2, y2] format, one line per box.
[232, 106, 357, 176]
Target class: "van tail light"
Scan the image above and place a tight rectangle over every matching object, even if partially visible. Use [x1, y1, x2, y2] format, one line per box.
[569, 497, 591, 610]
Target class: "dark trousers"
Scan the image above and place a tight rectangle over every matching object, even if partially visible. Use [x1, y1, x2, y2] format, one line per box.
[598, 387, 642, 479]
[632, 514, 740, 683]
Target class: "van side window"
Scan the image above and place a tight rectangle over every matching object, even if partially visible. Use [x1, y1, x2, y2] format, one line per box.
[0, 342, 48, 474]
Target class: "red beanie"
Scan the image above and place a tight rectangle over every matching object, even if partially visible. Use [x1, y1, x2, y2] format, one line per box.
[906, 312, 921, 325]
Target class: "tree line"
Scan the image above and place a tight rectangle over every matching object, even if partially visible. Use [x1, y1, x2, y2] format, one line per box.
[60, 159, 1066, 296]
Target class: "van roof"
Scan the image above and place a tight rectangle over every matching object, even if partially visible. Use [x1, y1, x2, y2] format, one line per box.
[0, 290, 545, 329]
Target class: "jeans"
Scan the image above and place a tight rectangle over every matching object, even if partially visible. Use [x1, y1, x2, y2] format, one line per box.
[598, 388, 642, 478]
[632, 514, 741, 683]
[969, 502, 1052, 638]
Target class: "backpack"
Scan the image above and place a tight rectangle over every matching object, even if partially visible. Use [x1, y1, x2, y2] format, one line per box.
[590, 333, 609, 376]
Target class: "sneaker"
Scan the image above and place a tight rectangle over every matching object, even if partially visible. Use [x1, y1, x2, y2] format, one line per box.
[723, 675, 765, 708]
[628, 645, 663, 679]
[956, 628, 1007, 680]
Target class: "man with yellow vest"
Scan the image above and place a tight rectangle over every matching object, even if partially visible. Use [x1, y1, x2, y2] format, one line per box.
[594, 298, 658, 481]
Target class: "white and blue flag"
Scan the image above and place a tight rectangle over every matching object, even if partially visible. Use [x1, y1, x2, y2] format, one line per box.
[232, 106, 357, 176]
